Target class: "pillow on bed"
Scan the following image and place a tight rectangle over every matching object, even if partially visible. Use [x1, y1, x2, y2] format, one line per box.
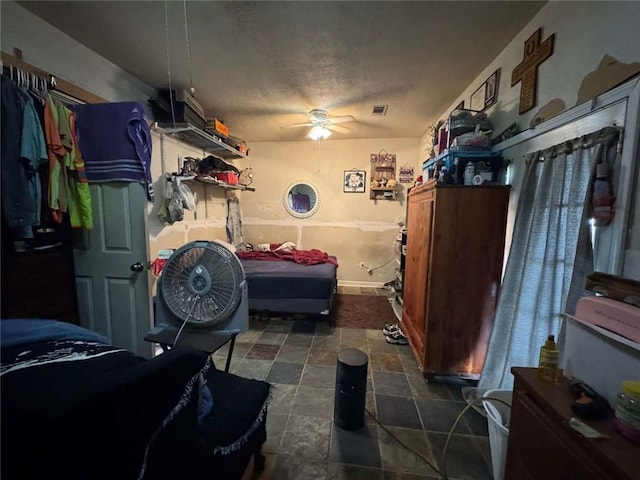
[213, 238, 236, 253]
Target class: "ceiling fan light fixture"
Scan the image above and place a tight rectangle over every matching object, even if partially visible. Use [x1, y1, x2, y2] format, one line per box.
[308, 125, 332, 141]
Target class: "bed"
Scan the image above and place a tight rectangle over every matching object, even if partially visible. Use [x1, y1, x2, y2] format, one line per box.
[236, 248, 338, 320]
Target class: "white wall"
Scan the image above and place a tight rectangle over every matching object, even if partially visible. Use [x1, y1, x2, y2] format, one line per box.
[429, 1, 640, 141]
[244, 138, 418, 284]
[424, 0, 640, 279]
[1, 1, 154, 104]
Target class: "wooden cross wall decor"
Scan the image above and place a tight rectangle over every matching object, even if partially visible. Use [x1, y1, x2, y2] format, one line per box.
[511, 28, 555, 114]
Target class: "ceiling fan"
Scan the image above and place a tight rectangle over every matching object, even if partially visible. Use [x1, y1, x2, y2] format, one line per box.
[284, 109, 355, 140]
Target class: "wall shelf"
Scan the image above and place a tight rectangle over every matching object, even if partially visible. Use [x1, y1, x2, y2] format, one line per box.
[154, 122, 248, 160]
[175, 175, 255, 192]
[370, 152, 398, 200]
[370, 187, 397, 200]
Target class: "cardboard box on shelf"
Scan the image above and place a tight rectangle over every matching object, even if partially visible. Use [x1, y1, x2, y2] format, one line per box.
[206, 118, 229, 137]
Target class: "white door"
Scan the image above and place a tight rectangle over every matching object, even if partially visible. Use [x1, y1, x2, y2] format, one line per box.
[73, 182, 153, 357]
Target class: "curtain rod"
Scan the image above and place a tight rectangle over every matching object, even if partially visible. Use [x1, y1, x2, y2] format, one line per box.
[1, 51, 107, 104]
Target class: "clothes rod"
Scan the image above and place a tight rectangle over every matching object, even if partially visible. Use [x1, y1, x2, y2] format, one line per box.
[1, 51, 107, 104]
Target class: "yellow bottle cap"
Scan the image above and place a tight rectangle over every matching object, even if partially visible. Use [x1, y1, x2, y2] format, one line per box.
[622, 380, 640, 397]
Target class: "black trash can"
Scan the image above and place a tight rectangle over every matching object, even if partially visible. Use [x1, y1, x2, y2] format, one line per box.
[334, 348, 368, 431]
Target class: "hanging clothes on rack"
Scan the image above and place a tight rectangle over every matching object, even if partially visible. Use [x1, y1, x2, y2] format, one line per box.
[18, 88, 48, 233]
[1, 62, 93, 245]
[0, 75, 47, 239]
[44, 93, 71, 223]
[44, 94, 93, 229]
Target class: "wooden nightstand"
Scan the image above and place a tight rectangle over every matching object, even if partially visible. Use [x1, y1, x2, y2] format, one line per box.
[506, 367, 637, 479]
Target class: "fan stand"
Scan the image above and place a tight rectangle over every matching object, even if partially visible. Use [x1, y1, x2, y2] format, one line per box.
[144, 326, 237, 372]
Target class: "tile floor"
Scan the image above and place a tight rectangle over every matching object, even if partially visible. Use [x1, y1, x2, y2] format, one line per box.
[215, 289, 493, 480]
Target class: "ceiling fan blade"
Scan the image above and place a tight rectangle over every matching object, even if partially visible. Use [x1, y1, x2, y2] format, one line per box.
[282, 122, 314, 129]
[328, 115, 355, 124]
[327, 123, 349, 134]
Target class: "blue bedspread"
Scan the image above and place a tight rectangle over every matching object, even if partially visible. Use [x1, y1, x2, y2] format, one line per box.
[0, 318, 110, 348]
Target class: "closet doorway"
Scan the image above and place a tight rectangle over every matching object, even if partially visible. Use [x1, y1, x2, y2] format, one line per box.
[73, 182, 153, 357]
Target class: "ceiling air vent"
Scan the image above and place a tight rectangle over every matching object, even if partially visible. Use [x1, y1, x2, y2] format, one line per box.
[371, 105, 388, 116]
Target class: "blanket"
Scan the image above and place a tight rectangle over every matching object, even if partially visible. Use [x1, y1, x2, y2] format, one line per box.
[237, 248, 338, 266]
[1, 318, 110, 348]
[1, 321, 211, 480]
[73, 102, 153, 200]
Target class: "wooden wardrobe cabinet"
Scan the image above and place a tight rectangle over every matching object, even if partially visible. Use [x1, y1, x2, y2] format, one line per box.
[402, 180, 510, 379]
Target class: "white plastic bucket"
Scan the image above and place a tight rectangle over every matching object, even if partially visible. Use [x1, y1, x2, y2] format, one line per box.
[483, 389, 513, 480]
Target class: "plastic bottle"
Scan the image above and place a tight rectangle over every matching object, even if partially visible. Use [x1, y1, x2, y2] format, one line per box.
[464, 162, 475, 185]
[538, 334, 559, 382]
[615, 380, 640, 443]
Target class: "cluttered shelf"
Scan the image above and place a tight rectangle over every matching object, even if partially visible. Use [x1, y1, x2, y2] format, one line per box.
[423, 148, 503, 171]
[421, 108, 508, 186]
[154, 122, 248, 160]
[174, 175, 255, 192]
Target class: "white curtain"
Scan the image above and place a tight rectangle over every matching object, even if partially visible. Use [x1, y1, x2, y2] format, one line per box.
[476, 127, 621, 392]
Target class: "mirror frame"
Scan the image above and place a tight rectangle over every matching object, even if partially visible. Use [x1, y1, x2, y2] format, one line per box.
[283, 180, 321, 219]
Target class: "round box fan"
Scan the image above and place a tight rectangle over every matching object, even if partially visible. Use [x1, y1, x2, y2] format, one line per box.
[155, 241, 249, 338]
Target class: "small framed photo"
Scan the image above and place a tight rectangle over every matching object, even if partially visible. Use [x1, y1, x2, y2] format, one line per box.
[484, 69, 500, 109]
[343, 170, 366, 193]
[470, 83, 486, 111]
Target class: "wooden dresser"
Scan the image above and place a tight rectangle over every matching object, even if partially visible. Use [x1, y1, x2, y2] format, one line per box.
[507, 368, 638, 479]
[1, 246, 79, 325]
[401, 180, 510, 379]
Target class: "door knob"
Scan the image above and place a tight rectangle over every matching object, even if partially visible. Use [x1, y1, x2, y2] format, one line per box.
[130, 262, 144, 272]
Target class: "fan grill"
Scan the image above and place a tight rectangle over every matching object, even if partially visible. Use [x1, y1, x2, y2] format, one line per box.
[161, 242, 244, 327]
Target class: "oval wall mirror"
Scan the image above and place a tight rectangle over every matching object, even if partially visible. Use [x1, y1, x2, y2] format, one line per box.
[283, 181, 320, 219]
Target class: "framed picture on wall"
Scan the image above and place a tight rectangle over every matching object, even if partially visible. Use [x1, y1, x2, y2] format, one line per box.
[470, 83, 486, 111]
[484, 69, 500, 110]
[343, 170, 366, 193]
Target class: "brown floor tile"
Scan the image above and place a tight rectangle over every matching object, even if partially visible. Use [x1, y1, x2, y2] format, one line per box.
[257, 331, 288, 346]
[263, 413, 288, 454]
[308, 347, 339, 366]
[369, 338, 401, 354]
[232, 358, 273, 380]
[275, 345, 309, 364]
[268, 383, 298, 415]
[291, 385, 334, 418]
[330, 422, 381, 467]
[301, 364, 336, 388]
[271, 454, 329, 479]
[328, 463, 384, 480]
[370, 352, 405, 372]
[264, 319, 295, 333]
[246, 343, 281, 360]
[378, 426, 436, 476]
[266, 361, 304, 385]
[279, 415, 332, 460]
[339, 338, 369, 352]
[285, 333, 314, 347]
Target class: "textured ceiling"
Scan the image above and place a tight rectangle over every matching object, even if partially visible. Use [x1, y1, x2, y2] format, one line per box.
[19, 1, 545, 142]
